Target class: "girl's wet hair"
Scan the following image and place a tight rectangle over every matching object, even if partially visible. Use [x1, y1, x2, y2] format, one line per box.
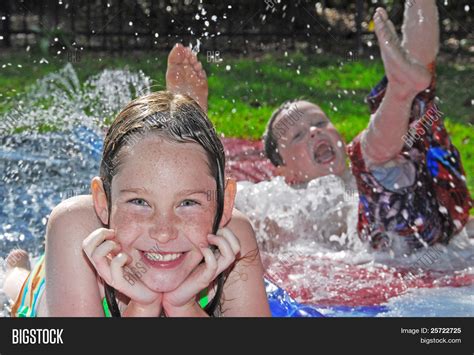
[99, 91, 226, 317]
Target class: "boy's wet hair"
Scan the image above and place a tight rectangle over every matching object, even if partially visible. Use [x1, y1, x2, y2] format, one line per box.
[263, 99, 301, 167]
[99, 91, 226, 317]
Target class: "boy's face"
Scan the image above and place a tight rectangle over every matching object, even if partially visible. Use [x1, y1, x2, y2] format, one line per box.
[273, 100, 347, 184]
[107, 136, 221, 293]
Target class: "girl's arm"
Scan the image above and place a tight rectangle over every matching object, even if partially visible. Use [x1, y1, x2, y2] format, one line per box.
[43, 196, 105, 316]
[44, 195, 162, 317]
[220, 209, 271, 317]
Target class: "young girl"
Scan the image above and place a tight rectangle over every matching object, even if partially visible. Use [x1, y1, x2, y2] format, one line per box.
[4, 73, 270, 316]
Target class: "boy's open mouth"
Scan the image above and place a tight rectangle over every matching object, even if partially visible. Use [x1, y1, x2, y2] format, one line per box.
[140, 250, 186, 269]
[313, 140, 335, 164]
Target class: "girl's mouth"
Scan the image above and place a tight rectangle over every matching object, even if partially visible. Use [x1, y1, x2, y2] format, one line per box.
[313, 140, 335, 164]
[140, 250, 186, 269]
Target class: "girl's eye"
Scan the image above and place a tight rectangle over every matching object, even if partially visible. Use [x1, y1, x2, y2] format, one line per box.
[180, 199, 200, 207]
[128, 198, 150, 207]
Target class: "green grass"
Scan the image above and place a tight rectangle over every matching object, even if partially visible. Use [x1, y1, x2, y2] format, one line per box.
[1, 50, 473, 207]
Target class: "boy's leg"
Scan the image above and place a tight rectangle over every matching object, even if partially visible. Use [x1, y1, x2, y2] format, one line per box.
[166, 44, 209, 113]
[401, 0, 439, 68]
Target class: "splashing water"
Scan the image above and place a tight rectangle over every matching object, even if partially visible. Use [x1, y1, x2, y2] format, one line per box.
[236, 176, 474, 313]
[0, 65, 473, 317]
[0, 65, 152, 315]
[0, 64, 150, 259]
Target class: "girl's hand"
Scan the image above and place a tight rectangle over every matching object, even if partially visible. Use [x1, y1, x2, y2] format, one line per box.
[162, 227, 241, 316]
[82, 228, 162, 310]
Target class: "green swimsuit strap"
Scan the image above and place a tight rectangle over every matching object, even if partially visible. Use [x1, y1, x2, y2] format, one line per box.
[102, 287, 209, 317]
[198, 287, 209, 309]
[103, 297, 112, 317]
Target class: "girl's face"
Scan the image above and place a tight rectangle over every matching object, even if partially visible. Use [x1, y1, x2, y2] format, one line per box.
[108, 135, 218, 293]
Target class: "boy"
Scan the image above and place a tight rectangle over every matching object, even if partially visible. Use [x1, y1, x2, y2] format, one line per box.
[263, 2, 472, 250]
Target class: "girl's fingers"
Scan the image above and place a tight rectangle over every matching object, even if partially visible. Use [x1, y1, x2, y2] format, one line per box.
[164, 246, 217, 306]
[109, 252, 131, 287]
[109, 253, 158, 305]
[82, 229, 160, 305]
[207, 235, 235, 275]
[89, 240, 120, 283]
[93, 240, 121, 261]
[82, 228, 115, 257]
[216, 228, 241, 256]
[198, 245, 219, 282]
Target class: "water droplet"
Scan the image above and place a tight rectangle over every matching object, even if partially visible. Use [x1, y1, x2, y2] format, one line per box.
[402, 209, 409, 220]
[438, 205, 448, 214]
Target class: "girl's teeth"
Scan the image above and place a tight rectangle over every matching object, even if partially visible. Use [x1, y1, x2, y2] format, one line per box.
[145, 252, 182, 262]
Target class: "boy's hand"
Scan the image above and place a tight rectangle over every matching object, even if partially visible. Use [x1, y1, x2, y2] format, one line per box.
[82, 228, 162, 311]
[162, 227, 240, 316]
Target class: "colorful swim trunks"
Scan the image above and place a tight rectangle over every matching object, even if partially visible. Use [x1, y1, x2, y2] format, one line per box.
[347, 67, 472, 250]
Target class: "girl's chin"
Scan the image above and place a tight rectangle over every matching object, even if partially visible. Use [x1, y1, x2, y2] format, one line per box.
[143, 277, 185, 293]
[143, 268, 197, 292]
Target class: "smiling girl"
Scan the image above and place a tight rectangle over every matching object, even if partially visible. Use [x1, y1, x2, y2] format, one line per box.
[5, 91, 269, 317]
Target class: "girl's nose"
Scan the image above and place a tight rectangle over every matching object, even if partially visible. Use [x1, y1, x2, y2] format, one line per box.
[149, 216, 178, 244]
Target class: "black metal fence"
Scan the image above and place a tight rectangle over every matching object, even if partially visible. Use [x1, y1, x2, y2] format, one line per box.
[0, 0, 471, 53]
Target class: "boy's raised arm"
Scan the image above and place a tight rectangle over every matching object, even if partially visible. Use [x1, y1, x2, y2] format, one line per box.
[361, 5, 435, 166]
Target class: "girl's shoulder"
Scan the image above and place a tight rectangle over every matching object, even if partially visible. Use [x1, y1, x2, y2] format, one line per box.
[228, 208, 258, 255]
[47, 194, 102, 242]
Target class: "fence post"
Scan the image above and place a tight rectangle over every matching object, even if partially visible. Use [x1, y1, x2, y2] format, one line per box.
[1, 0, 11, 47]
[356, 0, 363, 54]
[70, 0, 75, 47]
[102, 0, 107, 50]
[118, 0, 123, 52]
